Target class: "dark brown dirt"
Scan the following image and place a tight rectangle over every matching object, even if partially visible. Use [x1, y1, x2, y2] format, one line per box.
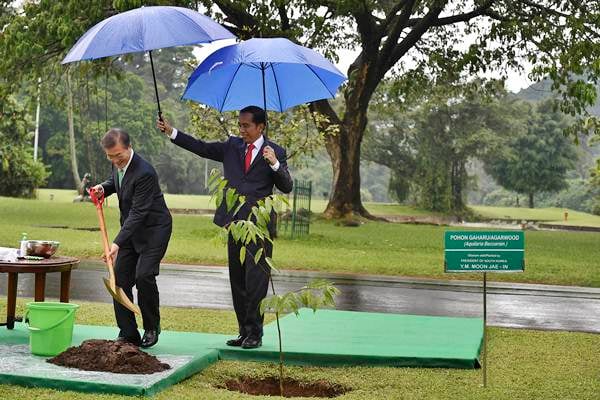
[47, 339, 170, 374]
[222, 376, 349, 398]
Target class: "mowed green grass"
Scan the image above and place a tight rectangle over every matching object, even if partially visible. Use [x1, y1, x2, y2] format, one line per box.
[2, 196, 600, 287]
[41, 188, 600, 223]
[472, 205, 600, 227]
[0, 299, 598, 400]
[36, 188, 434, 216]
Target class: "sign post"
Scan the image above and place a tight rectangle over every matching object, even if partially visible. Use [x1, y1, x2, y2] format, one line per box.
[444, 231, 525, 387]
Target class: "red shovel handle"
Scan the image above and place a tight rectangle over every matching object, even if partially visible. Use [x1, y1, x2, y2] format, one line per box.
[88, 187, 105, 208]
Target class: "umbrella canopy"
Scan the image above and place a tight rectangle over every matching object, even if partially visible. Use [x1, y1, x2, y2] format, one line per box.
[62, 6, 235, 118]
[182, 38, 346, 113]
[62, 6, 234, 62]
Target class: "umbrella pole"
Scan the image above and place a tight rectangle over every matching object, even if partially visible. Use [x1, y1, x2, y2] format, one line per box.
[149, 50, 163, 121]
[261, 62, 268, 139]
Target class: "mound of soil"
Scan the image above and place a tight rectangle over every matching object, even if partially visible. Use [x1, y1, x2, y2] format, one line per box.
[222, 376, 348, 398]
[47, 339, 170, 374]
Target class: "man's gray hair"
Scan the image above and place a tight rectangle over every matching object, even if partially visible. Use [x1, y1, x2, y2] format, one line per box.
[101, 128, 131, 149]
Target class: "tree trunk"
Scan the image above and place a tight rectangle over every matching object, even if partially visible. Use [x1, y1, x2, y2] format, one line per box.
[322, 122, 371, 219]
[66, 72, 81, 188]
[312, 59, 379, 220]
[450, 161, 467, 213]
[528, 193, 534, 208]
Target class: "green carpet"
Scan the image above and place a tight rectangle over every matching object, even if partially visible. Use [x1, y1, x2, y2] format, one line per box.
[0, 310, 483, 396]
[218, 309, 484, 368]
[0, 323, 222, 396]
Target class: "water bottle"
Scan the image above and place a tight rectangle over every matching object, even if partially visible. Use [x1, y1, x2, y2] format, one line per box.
[19, 233, 28, 258]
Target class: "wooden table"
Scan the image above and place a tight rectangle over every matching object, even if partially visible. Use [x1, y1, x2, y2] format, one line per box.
[0, 256, 79, 329]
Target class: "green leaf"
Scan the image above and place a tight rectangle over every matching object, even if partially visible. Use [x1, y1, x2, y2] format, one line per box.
[225, 187, 237, 212]
[233, 196, 246, 215]
[254, 247, 264, 265]
[265, 257, 279, 272]
[239, 246, 246, 265]
[207, 170, 221, 191]
[215, 189, 224, 208]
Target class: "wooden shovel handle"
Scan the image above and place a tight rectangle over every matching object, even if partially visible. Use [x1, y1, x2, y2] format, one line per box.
[94, 205, 116, 285]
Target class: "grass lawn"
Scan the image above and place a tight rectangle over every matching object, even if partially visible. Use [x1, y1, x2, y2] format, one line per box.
[472, 205, 600, 227]
[0, 299, 598, 399]
[41, 188, 600, 224]
[1, 196, 600, 287]
[35, 188, 435, 216]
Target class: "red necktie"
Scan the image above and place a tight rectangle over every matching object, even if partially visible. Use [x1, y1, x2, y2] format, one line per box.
[244, 143, 255, 173]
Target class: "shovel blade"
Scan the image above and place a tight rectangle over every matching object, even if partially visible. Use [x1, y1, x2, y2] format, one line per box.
[103, 278, 141, 315]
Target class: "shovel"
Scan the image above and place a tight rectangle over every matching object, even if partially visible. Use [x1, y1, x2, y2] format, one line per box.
[89, 188, 141, 315]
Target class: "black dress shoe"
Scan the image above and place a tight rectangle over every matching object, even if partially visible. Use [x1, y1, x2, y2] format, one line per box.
[140, 330, 159, 348]
[116, 335, 141, 347]
[241, 336, 262, 349]
[226, 335, 246, 347]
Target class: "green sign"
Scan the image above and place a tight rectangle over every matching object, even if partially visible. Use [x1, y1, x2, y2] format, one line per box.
[444, 231, 524, 273]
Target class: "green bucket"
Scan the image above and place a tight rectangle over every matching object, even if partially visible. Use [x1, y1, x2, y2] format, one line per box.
[25, 302, 79, 356]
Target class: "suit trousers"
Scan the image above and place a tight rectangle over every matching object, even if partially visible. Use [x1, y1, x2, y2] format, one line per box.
[227, 234, 272, 339]
[113, 242, 168, 339]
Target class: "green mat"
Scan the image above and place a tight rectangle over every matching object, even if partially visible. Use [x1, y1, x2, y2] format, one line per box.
[218, 309, 483, 369]
[0, 310, 483, 396]
[0, 323, 223, 396]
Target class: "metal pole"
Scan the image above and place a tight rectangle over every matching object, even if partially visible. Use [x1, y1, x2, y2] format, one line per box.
[483, 271, 487, 388]
[149, 50, 163, 121]
[33, 77, 41, 161]
[261, 62, 268, 139]
[105, 67, 109, 131]
[307, 181, 312, 235]
[204, 159, 208, 189]
[291, 179, 298, 238]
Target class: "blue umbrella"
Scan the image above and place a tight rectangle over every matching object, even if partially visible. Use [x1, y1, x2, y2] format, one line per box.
[182, 38, 346, 117]
[62, 6, 235, 119]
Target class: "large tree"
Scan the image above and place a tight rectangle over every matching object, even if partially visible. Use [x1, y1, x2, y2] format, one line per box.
[201, 0, 600, 218]
[364, 80, 521, 213]
[485, 100, 577, 208]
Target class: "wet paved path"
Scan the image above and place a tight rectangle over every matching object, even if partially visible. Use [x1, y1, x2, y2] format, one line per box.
[1, 261, 599, 333]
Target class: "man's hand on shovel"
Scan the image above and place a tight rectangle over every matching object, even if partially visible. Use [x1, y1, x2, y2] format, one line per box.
[102, 243, 119, 264]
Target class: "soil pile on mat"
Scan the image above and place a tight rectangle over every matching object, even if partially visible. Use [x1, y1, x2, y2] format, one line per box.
[47, 339, 170, 374]
[222, 376, 349, 398]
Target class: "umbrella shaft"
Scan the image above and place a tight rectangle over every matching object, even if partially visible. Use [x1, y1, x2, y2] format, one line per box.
[261, 63, 268, 138]
[149, 50, 163, 120]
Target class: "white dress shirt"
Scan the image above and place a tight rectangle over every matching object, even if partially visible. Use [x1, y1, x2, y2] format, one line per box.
[120, 148, 134, 177]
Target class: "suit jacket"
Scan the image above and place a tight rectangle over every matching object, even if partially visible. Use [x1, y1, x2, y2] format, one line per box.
[172, 131, 293, 229]
[101, 153, 172, 252]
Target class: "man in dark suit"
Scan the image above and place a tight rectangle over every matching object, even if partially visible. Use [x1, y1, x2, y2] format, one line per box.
[91, 128, 172, 348]
[157, 106, 293, 349]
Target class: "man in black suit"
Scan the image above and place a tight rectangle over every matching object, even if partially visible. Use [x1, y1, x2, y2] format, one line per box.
[91, 128, 172, 348]
[157, 106, 293, 349]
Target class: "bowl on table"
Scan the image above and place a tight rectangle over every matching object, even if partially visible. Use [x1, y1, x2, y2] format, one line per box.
[26, 240, 60, 258]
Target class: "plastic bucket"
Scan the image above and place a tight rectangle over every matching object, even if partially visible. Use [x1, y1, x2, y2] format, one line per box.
[25, 302, 79, 356]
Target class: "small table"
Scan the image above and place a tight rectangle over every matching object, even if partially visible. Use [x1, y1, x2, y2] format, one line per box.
[0, 256, 79, 329]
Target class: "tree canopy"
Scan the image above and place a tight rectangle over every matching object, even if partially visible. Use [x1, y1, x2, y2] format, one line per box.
[364, 80, 523, 213]
[485, 100, 577, 208]
[201, 0, 600, 218]
[2, 0, 599, 211]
